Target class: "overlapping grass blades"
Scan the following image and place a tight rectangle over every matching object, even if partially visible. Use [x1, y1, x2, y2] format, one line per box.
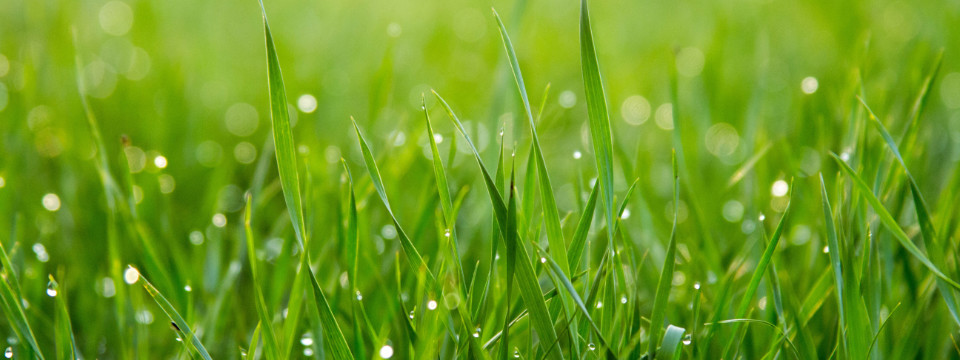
[259, 2, 354, 358]
[434, 90, 563, 360]
[137, 269, 212, 360]
[646, 151, 680, 358]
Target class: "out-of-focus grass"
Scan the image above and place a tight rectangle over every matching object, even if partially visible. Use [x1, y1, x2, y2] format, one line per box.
[2, 0, 960, 358]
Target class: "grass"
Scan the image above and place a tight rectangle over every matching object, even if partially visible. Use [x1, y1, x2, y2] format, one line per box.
[2, 0, 960, 358]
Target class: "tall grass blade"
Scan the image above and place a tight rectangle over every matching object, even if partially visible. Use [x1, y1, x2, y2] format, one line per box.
[579, 0, 617, 244]
[137, 269, 212, 360]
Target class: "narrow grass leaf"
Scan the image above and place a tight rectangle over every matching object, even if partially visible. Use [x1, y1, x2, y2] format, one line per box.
[138, 269, 212, 360]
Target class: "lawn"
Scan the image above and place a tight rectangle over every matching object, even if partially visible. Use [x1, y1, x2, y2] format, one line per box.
[2, 0, 960, 358]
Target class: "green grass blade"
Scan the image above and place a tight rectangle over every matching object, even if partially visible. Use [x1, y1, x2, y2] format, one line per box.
[435, 90, 563, 359]
[647, 151, 679, 358]
[244, 195, 281, 360]
[710, 319, 800, 359]
[0, 241, 44, 359]
[818, 175, 847, 339]
[49, 276, 79, 360]
[831, 153, 960, 289]
[859, 97, 960, 325]
[352, 118, 435, 282]
[137, 268, 212, 360]
[569, 183, 599, 271]
[260, 3, 355, 359]
[493, 7, 570, 276]
[722, 182, 792, 358]
[579, 0, 616, 244]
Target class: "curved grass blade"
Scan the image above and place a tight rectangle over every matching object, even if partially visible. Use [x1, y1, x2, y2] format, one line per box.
[859, 98, 960, 324]
[435, 90, 563, 359]
[541, 252, 616, 359]
[352, 118, 435, 283]
[493, 7, 569, 276]
[579, 0, 616, 244]
[244, 195, 281, 360]
[137, 268, 212, 360]
[864, 302, 901, 359]
[831, 153, 960, 289]
[647, 151, 679, 358]
[658, 325, 686, 360]
[260, 3, 355, 358]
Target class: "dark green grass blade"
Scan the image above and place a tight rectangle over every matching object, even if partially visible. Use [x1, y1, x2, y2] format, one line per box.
[493, 7, 570, 276]
[260, 3, 355, 358]
[244, 195, 281, 360]
[352, 118, 435, 282]
[831, 154, 960, 289]
[579, 0, 616, 244]
[138, 269, 212, 360]
[647, 151, 680, 358]
[503, 168, 519, 360]
[49, 276, 79, 360]
[435, 90, 563, 359]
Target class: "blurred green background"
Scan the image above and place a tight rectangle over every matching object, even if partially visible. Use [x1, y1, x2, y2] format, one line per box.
[3, 0, 960, 357]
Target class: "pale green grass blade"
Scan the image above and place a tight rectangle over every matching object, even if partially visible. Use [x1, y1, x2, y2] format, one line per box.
[647, 151, 679, 358]
[658, 325, 686, 360]
[831, 153, 960, 289]
[579, 0, 616, 244]
[493, 7, 570, 276]
[244, 195, 281, 360]
[502, 169, 519, 360]
[352, 119, 435, 282]
[137, 268, 212, 360]
[260, 3, 355, 358]
[541, 253, 615, 358]
[49, 276, 79, 360]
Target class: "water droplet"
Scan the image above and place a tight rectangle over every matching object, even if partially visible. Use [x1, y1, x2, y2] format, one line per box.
[123, 267, 140, 284]
[539, 257, 547, 264]
[499, 129, 505, 137]
[595, 301, 603, 309]
[379, 344, 394, 359]
[758, 213, 766, 221]
[694, 282, 701, 290]
[4, 347, 11, 358]
[573, 150, 582, 159]
[355, 290, 363, 301]
[513, 348, 520, 358]
[620, 295, 627, 304]
[175, 336, 183, 342]
[823, 245, 829, 253]
[444, 229, 451, 237]
[427, 300, 438, 310]
[184, 285, 192, 292]
[587, 343, 596, 351]
[682, 335, 692, 346]
[473, 326, 481, 338]
[303, 348, 314, 356]
[300, 333, 314, 346]
[408, 310, 415, 319]
[46, 281, 57, 297]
